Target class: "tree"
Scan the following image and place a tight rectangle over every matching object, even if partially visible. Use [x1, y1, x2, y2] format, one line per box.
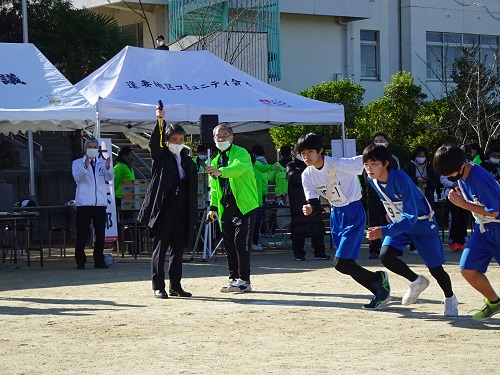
[269, 79, 365, 152]
[354, 72, 449, 163]
[0, 0, 131, 83]
[448, 46, 500, 151]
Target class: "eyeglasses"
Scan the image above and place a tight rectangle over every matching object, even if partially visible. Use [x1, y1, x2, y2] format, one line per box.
[214, 134, 232, 141]
[363, 162, 382, 169]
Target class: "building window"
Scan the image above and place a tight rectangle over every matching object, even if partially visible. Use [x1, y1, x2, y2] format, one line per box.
[120, 23, 144, 47]
[360, 30, 379, 80]
[426, 32, 499, 79]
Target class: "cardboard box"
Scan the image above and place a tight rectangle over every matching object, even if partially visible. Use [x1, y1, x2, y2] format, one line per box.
[134, 179, 150, 194]
[121, 180, 135, 194]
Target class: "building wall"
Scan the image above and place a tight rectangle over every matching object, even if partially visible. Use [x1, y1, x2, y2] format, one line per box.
[271, 13, 343, 95]
[71, 0, 500, 104]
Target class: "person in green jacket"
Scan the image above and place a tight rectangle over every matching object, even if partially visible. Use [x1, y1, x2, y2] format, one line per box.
[206, 124, 259, 293]
[113, 146, 135, 253]
[272, 145, 293, 205]
[114, 146, 135, 208]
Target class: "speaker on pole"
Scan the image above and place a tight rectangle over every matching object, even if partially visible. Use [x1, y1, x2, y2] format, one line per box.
[199, 114, 218, 145]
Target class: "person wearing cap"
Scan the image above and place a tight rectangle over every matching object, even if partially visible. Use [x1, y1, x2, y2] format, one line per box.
[138, 106, 197, 299]
[72, 137, 113, 270]
[155, 35, 169, 50]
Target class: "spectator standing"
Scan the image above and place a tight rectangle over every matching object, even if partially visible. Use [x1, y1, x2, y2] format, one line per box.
[156, 35, 169, 50]
[481, 145, 500, 184]
[72, 137, 113, 270]
[286, 150, 329, 261]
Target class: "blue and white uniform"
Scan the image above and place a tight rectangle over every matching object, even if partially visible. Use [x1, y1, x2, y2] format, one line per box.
[457, 165, 500, 273]
[367, 168, 445, 268]
[302, 155, 364, 259]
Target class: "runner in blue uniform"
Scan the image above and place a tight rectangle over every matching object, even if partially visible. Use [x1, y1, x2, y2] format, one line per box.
[363, 144, 458, 316]
[297, 133, 390, 309]
[434, 145, 500, 321]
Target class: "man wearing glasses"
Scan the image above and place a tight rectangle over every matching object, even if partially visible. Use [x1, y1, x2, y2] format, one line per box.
[205, 124, 259, 293]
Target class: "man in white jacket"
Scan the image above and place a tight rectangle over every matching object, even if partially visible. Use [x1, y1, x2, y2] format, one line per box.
[72, 137, 113, 269]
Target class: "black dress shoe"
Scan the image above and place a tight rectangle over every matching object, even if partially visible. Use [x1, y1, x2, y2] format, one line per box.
[76, 264, 85, 270]
[94, 264, 109, 269]
[169, 288, 192, 297]
[154, 290, 168, 299]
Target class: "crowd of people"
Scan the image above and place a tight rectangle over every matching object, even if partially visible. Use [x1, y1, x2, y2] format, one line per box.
[72, 104, 500, 321]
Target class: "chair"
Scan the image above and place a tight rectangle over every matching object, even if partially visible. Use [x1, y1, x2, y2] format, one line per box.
[1, 224, 22, 268]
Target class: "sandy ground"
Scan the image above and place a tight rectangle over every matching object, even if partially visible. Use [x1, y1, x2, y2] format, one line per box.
[1, 242, 499, 375]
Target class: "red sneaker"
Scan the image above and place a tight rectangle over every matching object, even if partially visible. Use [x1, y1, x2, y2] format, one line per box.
[456, 243, 465, 251]
[450, 243, 460, 251]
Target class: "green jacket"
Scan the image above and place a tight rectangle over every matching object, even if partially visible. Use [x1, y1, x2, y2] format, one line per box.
[253, 163, 266, 207]
[272, 162, 288, 195]
[254, 159, 275, 195]
[113, 161, 135, 198]
[210, 144, 259, 223]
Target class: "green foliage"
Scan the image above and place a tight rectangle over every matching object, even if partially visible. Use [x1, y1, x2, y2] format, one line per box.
[353, 72, 452, 164]
[269, 79, 365, 152]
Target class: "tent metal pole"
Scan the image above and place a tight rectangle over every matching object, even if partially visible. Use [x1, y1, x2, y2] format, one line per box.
[341, 121, 346, 156]
[94, 112, 101, 139]
[23, 0, 37, 202]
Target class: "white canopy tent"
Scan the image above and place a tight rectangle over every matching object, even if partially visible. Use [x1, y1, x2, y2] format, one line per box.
[0, 43, 96, 135]
[75, 46, 345, 135]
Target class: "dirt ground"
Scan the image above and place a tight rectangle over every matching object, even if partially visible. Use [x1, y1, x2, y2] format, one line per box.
[1, 242, 499, 375]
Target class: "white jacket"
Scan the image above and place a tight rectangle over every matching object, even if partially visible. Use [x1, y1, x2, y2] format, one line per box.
[72, 156, 114, 207]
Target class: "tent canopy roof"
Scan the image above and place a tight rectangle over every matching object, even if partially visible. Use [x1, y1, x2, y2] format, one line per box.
[76, 46, 344, 134]
[0, 43, 96, 135]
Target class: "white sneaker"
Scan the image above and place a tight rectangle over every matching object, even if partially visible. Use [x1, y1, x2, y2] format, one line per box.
[252, 244, 264, 251]
[401, 275, 429, 305]
[220, 279, 235, 293]
[228, 279, 252, 293]
[410, 249, 419, 255]
[444, 294, 459, 316]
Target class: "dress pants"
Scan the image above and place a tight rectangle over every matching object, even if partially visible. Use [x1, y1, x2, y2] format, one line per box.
[75, 206, 106, 266]
[151, 186, 188, 291]
[221, 202, 255, 282]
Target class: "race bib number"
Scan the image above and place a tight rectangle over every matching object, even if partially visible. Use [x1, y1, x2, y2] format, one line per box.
[316, 181, 348, 206]
[383, 200, 403, 223]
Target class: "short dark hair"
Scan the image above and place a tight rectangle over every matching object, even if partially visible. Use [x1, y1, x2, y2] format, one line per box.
[157, 35, 165, 40]
[295, 133, 323, 154]
[410, 145, 430, 161]
[432, 145, 466, 176]
[279, 145, 292, 157]
[373, 132, 389, 142]
[165, 124, 186, 139]
[251, 144, 265, 156]
[362, 144, 393, 170]
[488, 144, 500, 154]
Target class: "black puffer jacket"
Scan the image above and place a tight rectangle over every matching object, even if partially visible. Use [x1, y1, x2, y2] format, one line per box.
[286, 160, 326, 238]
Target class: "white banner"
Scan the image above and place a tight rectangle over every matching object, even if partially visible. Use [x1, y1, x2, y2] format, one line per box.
[100, 138, 118, 242]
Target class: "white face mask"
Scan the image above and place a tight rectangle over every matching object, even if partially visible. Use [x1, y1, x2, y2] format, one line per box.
[374, 142, 387, 147]
[295, 154, 303, 162]
[490, 157, 500, 164]
[156, 40, 164, 47]
[86, 148, 99, 159]
[168, 143, 184, 155]
[216, 141, 231, 151]
[198, 154, 207, 161]
[416, 156, 426, 164]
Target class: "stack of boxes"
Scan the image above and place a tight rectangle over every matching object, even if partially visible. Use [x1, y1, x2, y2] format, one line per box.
[121, 179, 150, 211]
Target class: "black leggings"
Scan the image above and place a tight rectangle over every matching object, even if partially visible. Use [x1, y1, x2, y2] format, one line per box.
[334, 257, 380, 295]
[380, 246, 453, 297]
